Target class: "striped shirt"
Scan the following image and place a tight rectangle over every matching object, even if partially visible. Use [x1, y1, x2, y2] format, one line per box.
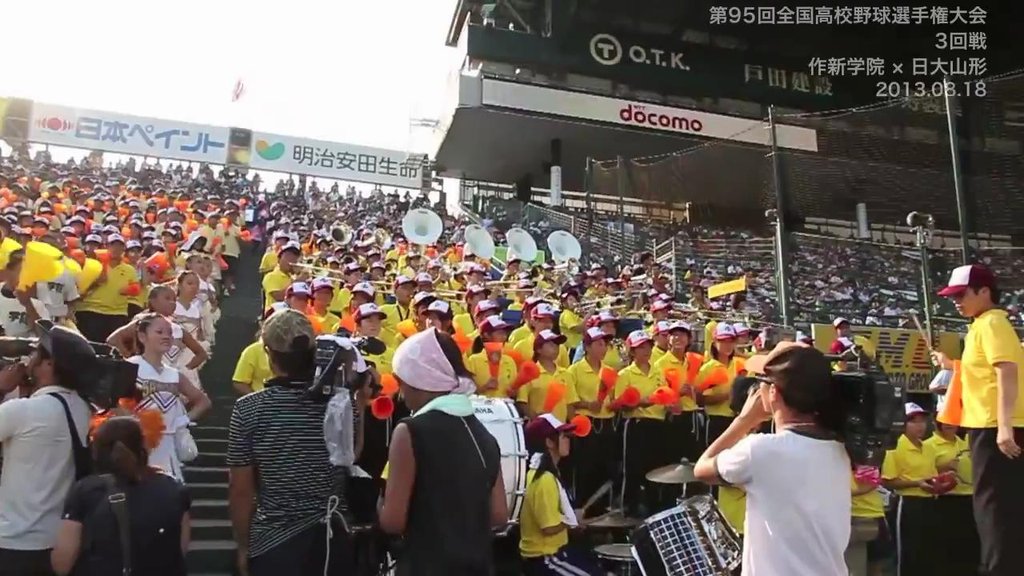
[226, 384, 337, 558]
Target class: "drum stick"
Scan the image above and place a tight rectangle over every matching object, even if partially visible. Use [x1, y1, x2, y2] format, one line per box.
[581, 481, 613, 515]
[910, 313, 934, 352]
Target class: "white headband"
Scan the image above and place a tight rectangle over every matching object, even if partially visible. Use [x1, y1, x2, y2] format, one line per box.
[393, 328, 475, 394]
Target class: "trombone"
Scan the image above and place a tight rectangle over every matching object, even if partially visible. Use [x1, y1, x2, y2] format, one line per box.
[293, 262, 342, 276]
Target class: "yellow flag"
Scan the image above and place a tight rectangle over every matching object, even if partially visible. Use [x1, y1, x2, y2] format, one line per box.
[707, 276, 747, 299]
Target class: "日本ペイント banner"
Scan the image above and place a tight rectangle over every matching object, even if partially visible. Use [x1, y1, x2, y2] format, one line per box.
[28, 102, 230, 164]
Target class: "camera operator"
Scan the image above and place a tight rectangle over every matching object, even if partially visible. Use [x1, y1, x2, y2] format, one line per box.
[227, 309, 359, 576]
[0, 323, 99, 576]
[694, 341, 851, 576]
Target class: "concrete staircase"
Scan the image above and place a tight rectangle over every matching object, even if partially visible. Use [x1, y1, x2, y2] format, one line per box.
[186, 247, 262, 575]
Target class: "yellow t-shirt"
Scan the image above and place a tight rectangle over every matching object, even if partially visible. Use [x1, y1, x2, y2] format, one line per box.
[718, 485, 746, 534]
[924, 432, 973, 496]
[259, 249, 278, 275]
[653, 351, 700, 412]
[379, 302, 411, 348]
[315, 311, 342, 335]
[78, 262, 135, 315]
[452, 313, 475, 339]
[959, 308, 1024, 428]
[615, 362, 667, 420]
[558, 309, 584, 351]
[696, 357, 745, 418]
[364, 347, 395, 375]
[466, 352, 518, 398]
[330, 287, 352, 316]
[851, 476, 885, 518]
[651, 346, 668, 365]
[516, 365, 577, 422]
[519, 470, 568, 558]
[220, 224, 241, 258]
[262, 269, 291, 311]
[233, 341, 273, 392]
[508, 324, 532, 347]
[881, 434, 939, 498]
[565, 359, 614, 419]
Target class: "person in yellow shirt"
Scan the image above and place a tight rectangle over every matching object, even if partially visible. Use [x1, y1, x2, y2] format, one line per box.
[696, 323, 745, 447]
[505, 279, 534, 312]
[565, 327, 615, 510]
[379, 275, 415, 348]
[423, 300, 455, 334]
[717, 376, 761, 535]
[519, 413, 601, 575]
[593, 310, 625, 369]
[614, 330, 668, 516]
[219, 209, 242, 293]
[329, 261, 365, 316]
[233, 339, 273, 394]
[557, 290, 584, 352]
[650, 320, 671, 364]
[516, 330, 577, 421]
[354, 303, 394, 374]
[512, 304, 570, 369]
[653, 321, 705, 463]
[75, 235, 136, 343]
[258, 231, 288, 275]
[508, 297, 546, 347]
[851, 469, 889, 576]
[881, 403, 941, 576]
[123, 240, 147, 318]
[465, 315, 518, 398]
[466, 299, 502, 352]
[310, 278, 341, 335]
[932, 264, 1024, 576]
[925, 421, 979, 575]
[261, 240, 300, 311]
[453, 285, 488, 338]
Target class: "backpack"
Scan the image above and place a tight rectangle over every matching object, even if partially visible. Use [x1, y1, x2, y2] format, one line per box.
[49, 392, 92, 480]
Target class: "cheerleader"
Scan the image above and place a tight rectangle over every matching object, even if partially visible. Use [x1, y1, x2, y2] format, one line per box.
[517, 330, 575, 421]
[614, 330, 669, 516]
[423, 300, 455, 334]
[925, 421, 979, 574]
[696, 323, 745, 447]
[511, 304, 571, 368]
[466, 315, 517, 398]
[106, 285, 209, 373]
[520, 414, 601, 576]
[881, 403, 941, 576]
[173, 271, 207, 389]
[128, 313, 211, 481]
[309, 278, 341, 334]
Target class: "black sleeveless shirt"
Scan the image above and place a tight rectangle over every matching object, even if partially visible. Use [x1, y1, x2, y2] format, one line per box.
[396, 410, 501, 576]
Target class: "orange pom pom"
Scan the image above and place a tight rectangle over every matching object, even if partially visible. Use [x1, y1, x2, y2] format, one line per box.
[137, 409, 166, 452]
[483, 341, 504, 354]
[663, 367, 682, 392]
[372, 396, 395, 419]
[699, 366, 730, 391]
[506, 349, 524, 366]
[651, 386, 680, 406]
[397, 319, 418, 338]
[513, 361, 541, 388]
[619, 386, 641, 408]
[542, 380, 567, 413]
[380, 373, 399, 396]
[453, 329, 472, 354]
[121, 282, 141, 297]
[570, 414, 592, 437]
[599, 366, 618, 389]
[307, 314, 324, 335]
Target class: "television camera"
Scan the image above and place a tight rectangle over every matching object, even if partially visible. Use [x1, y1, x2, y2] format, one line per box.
[827, 345, 906, 468]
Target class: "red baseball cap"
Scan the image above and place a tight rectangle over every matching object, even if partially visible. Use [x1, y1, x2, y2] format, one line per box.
[937, 264, 996, 297]
[525, 414, 576, 445]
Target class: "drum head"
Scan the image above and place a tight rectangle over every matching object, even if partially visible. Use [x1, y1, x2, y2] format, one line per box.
[471, 396, 527, 525]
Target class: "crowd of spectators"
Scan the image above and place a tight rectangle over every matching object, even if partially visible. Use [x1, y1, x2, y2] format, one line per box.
[472, 195, 1024, 331]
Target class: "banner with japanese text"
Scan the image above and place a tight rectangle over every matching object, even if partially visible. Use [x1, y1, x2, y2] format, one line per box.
[28, 102, 229, 164]
[240, 132, 424, 189]
[810, 323, 961, 393]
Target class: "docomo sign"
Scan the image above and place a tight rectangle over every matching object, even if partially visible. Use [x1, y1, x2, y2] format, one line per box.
[589, 33, 690, 71]
[620, 104, 703, 134]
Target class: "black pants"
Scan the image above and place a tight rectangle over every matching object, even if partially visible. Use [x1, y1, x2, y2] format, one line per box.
[935, 494, 980, 575]
[249, 523, 353, 576]
[223, 255, 239, 285]
[969, 427, 1024, 576]
[127, 304, 144, 319]
[705, 414, 734, 448]
[76, 311, 129, 344]
[667, 411, 702, 463]
[621, 418, 667, 516]
[895, 496, 938, 576]
[0, 548, 53, 576]
[571, 418, 616, 508]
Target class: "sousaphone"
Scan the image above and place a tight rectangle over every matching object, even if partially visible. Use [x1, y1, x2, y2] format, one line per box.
[463, 224, 495, 260]
[505, 227, 538, 263]
[401, 208, 444, 246]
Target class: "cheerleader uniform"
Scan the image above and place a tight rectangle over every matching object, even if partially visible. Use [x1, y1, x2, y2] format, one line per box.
[174, 299, 206, 389]
[129, 355, 189, 482]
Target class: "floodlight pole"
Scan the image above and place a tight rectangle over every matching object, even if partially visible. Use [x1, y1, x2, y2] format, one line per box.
[910, 214, 936, 346]
[943, 75, 971, 265]
[768, 106, 793, 327]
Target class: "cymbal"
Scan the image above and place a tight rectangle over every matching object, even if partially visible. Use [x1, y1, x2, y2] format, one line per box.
[646, 462, 697, 485]
[585, 511, 641, 529]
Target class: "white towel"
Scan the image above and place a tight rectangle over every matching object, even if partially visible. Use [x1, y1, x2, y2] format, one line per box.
[529, 453, 578, 527]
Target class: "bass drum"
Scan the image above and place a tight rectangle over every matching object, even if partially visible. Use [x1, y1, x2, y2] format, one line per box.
[471, 395, 527, 525]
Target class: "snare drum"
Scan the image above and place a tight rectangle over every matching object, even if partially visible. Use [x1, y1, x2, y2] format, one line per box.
[471, 395, 527, 524]
[594, 543, 638, 575]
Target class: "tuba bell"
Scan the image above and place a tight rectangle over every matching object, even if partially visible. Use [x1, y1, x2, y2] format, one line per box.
[331, 223, 354, 245]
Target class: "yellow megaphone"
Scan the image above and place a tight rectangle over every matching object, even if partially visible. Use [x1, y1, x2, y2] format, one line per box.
[0, 237, 23, 270]
[63, 256, 83, 277]
[18, 241, 64, 291]
[77, 258, 104, 293]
